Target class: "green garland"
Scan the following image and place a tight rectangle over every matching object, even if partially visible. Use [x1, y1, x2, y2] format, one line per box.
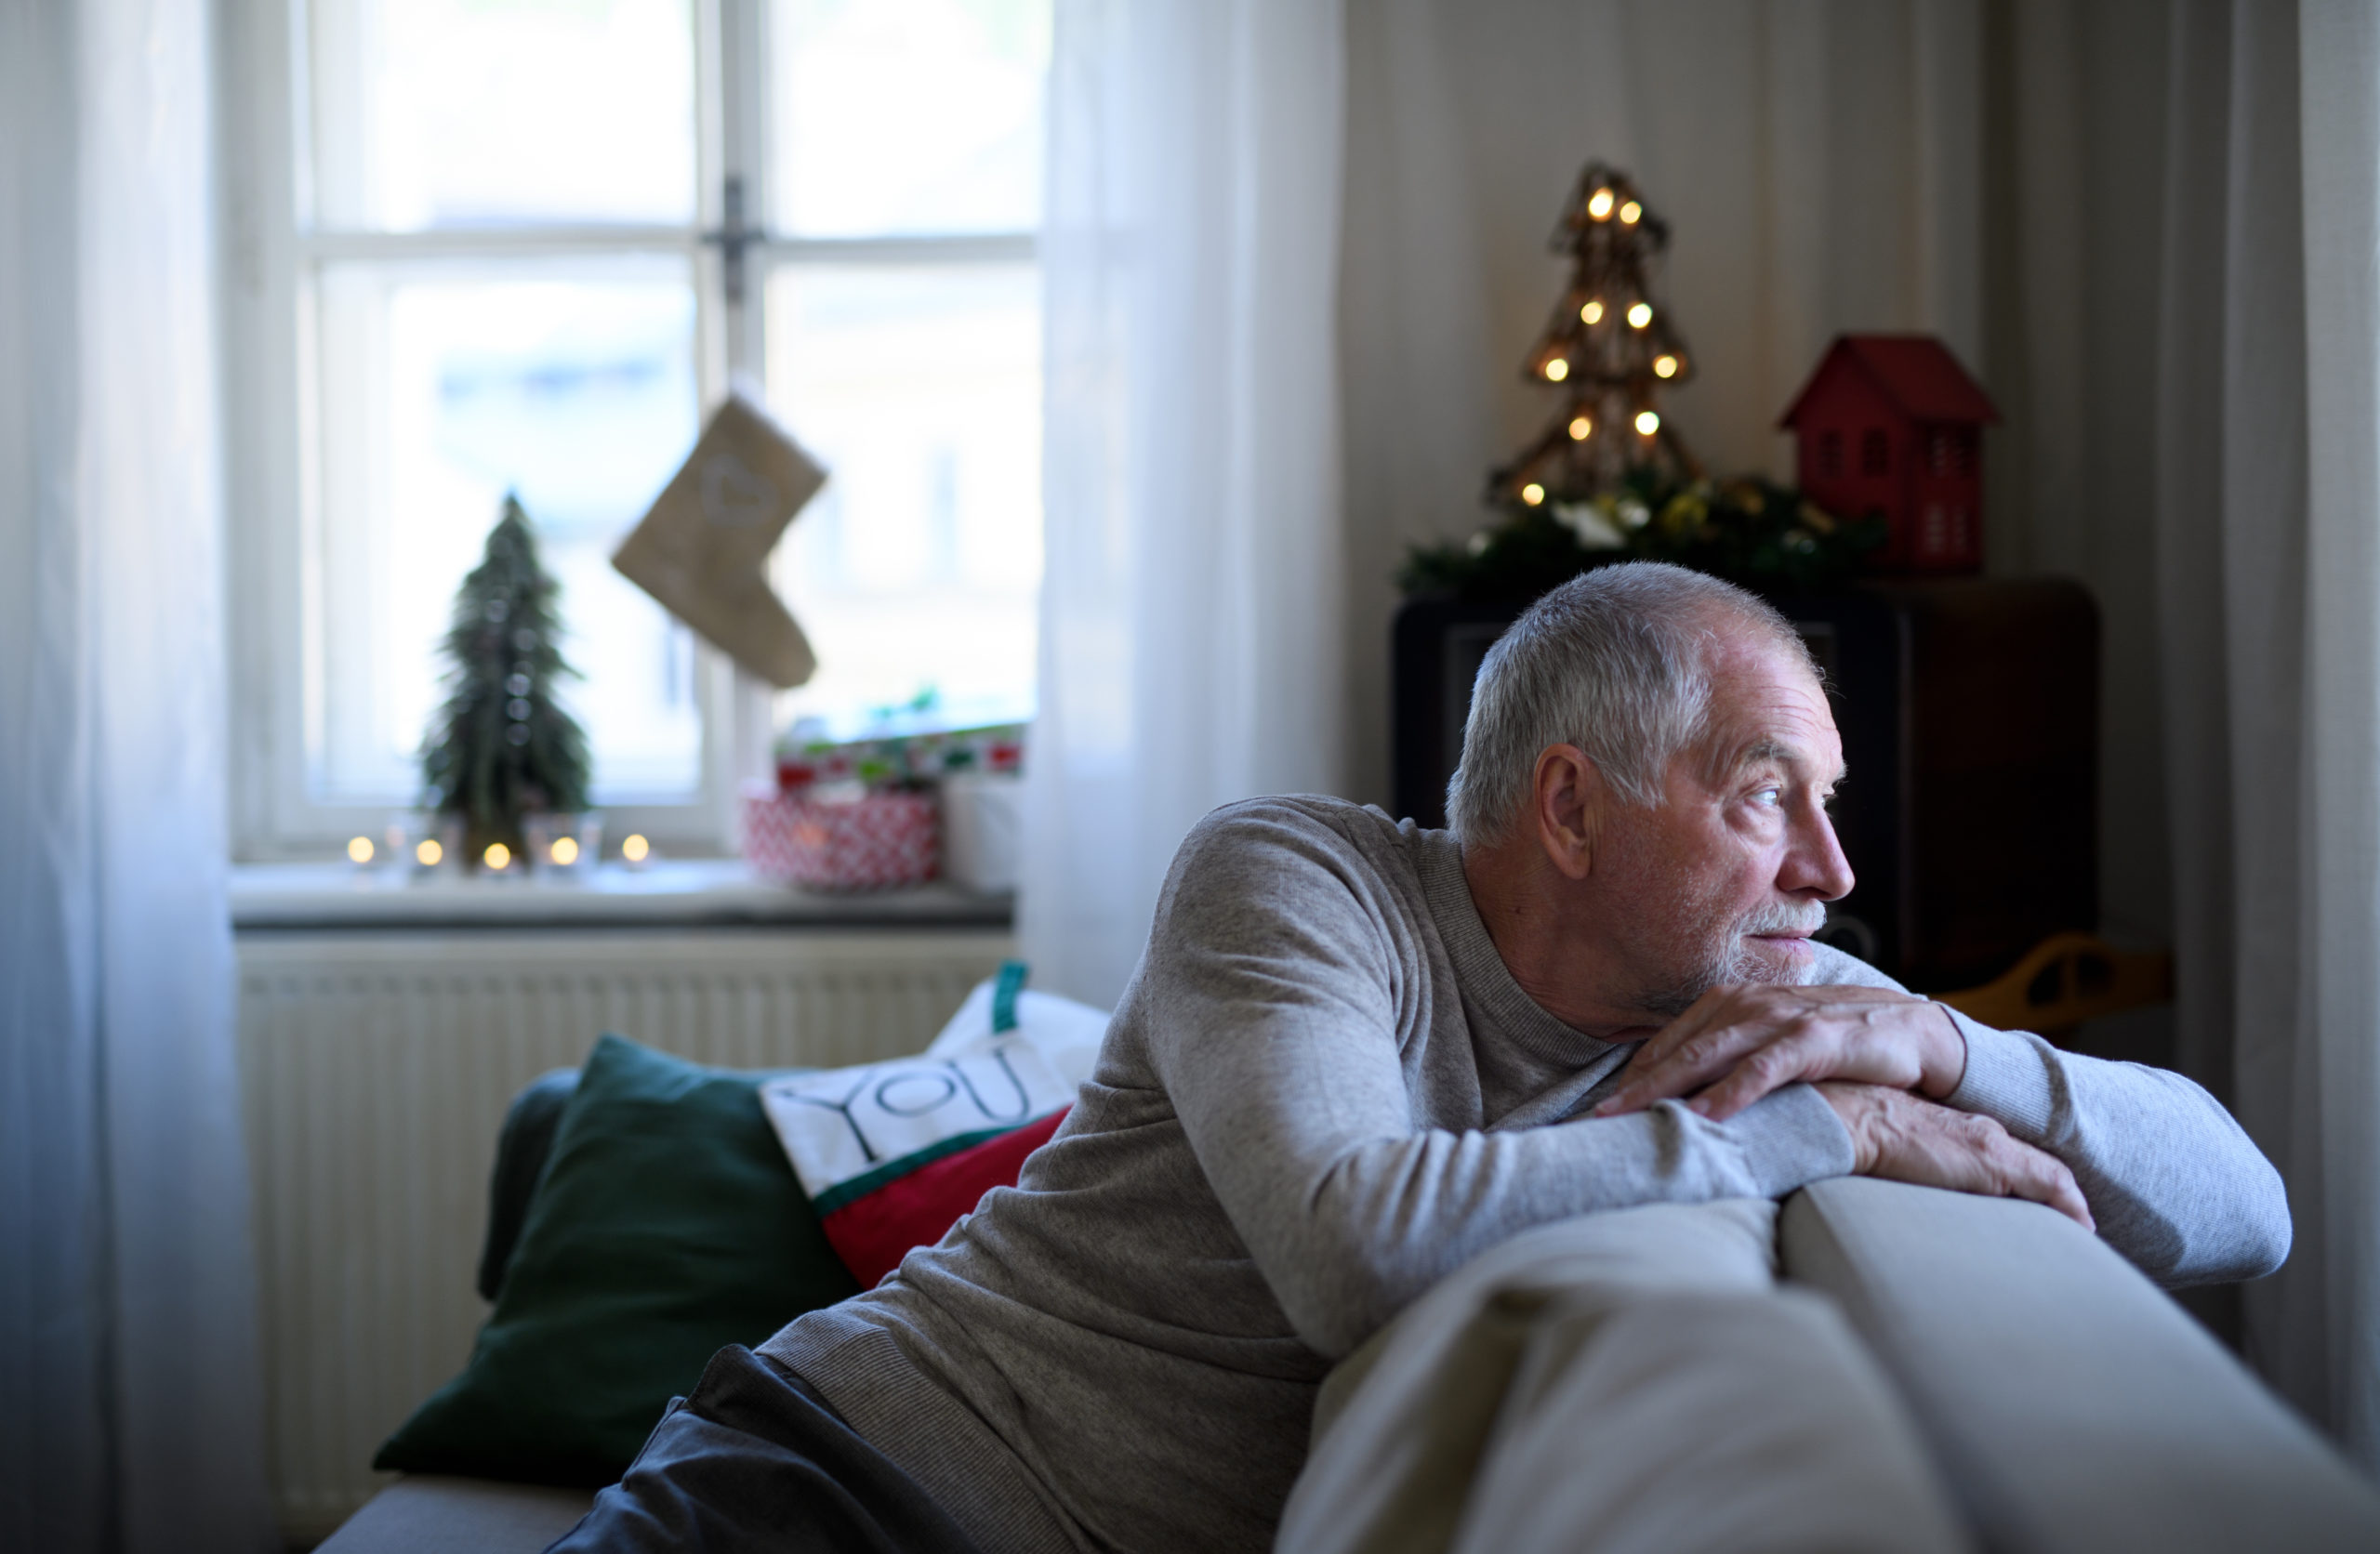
[1399, 470, 1885, 604]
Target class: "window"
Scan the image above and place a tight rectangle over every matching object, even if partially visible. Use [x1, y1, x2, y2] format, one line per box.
[1860, 428, 1891, 477]
[1920, 503, 1947, 557]
[221, 0, 1049, 857]
[1923, 427, 1977, 479]
[1818, 429, 1843, 479]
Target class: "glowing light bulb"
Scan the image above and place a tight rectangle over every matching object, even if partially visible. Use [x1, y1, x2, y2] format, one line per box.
[1521, 482, 1547, 506]
[416, 838, 443, 867]
[1620, 201, 1643, 224]
[1654, 354, 1679, 378]
[1569, 415, 1593, 441]
[1587, 188, 1615, 220]
[484, 842, 511, 871]
[1635, 410, 1661, 436]
[622, 834, 651, 863]
[347, 836, 375, 863]
[550, 836, 580, 866]
[1543, 358, 1569, 382]
[1581, 299, 1605, 324]
[1627, 302, 1653, 329]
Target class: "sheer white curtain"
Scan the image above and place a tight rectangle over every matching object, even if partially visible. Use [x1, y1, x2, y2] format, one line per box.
[1025, 0, 1349, 1007]
[0, 1, 274, 1548]
[2156, 0, 2380, 1465]
[2293, 0, 2380, 1460]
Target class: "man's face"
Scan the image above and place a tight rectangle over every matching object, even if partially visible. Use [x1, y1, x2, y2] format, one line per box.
[1592, 627, 1855, 1017]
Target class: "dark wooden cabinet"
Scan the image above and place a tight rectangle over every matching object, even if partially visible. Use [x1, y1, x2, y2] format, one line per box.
[1391, 577, 2099, 992]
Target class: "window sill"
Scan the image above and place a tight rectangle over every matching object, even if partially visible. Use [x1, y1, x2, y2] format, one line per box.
[229, 859, 1013, 932]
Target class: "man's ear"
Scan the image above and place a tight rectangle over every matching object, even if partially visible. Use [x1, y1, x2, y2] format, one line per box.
[1531, 744, 1606, 881]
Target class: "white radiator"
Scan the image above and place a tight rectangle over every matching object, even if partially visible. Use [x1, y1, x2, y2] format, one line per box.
[236, 928, 1013, 1545]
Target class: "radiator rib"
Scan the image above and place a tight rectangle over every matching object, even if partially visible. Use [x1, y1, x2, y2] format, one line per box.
[236, 928, 1012, 1544]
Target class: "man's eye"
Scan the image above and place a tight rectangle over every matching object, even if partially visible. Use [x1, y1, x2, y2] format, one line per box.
[1752, 785, 1784, 808]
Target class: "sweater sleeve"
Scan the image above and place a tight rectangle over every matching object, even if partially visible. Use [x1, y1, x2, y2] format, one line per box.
[1816, 948, 2291, 1286]
[1132, 806, 1855, 1360]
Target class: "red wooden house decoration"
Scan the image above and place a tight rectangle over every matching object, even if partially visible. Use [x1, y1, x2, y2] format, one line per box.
[1778, 335, 2001, 574]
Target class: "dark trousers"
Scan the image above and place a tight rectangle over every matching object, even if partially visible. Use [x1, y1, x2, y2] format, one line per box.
[548, 1346, 985, 1554]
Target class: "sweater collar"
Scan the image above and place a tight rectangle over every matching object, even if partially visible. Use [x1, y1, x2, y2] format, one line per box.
[1414, 828, 1620, 1071]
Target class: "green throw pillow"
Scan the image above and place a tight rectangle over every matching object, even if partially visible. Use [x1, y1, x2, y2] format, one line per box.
[376, 1032, 862, 1485]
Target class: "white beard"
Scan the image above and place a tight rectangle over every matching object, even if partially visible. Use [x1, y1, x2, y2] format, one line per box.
[1639, 899, 1828, 1018]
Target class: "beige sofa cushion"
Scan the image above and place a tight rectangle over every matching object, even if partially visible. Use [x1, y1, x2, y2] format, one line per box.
[1445, 1288, 1969, 1554]
[312, 1475, 594, 1554]
[1780, 1177, 2380, 1553]
[1282, 1199, 1968, 1554]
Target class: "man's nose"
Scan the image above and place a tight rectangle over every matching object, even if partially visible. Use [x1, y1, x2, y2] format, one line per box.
[1783, 804, 1856, 902]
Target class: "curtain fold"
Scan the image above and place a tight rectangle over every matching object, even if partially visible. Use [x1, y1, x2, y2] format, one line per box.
[2155, 0, 2380, 1465]
[0, 0, 274, 1547]
[1025, 0, 1349, 1007]
[2294, 0, 2380, 1459]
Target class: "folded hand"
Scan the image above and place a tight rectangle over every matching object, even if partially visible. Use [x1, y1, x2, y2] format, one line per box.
[1813, 1080, 2094, 1229]
[1592, 982, 1968, 1122]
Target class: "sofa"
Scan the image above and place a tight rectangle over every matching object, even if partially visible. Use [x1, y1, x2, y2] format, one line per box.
[316, 1065, 2380, 1554]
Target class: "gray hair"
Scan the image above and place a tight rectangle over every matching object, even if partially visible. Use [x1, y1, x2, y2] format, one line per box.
[1445, 561, 1812, 842]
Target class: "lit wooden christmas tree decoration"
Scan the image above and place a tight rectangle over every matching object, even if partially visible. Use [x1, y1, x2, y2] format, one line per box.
[1488, 161, 1699, 511]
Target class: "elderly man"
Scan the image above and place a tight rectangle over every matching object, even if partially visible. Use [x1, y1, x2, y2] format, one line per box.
[560, 562, 2288, 1554]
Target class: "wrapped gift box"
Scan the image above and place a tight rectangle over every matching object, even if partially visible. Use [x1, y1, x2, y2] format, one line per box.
[775, 718, 1025, 792]
[743, 788, 938, 890]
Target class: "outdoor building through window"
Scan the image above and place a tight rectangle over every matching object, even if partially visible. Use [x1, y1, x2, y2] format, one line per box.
[225, 0, 1048, 855]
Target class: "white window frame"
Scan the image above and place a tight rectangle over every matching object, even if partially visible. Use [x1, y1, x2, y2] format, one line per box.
[217, 0, 1038, 860]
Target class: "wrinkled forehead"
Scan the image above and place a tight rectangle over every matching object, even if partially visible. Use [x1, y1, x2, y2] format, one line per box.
[1693, 627, 1844, 782]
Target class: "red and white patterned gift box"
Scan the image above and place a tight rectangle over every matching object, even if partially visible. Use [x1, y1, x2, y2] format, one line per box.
[744, 789, 939, 890]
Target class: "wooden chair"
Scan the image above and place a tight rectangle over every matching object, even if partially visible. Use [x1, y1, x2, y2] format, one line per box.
[1937, 932, 2173, 1041]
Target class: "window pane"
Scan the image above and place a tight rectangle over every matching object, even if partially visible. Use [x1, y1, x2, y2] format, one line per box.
[308, 0, 695, 230]
[763, 264, 1040, 731]
[769, 0, 1050, 237]
[311, 262, 704, 803]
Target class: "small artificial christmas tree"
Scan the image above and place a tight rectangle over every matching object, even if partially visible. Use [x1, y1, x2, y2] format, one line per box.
[1488, 161, 1699, 511]
[421, 494, 592, 864]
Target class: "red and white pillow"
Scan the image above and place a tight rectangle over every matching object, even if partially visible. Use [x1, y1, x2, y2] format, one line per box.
[759, 969, 1110, 1285]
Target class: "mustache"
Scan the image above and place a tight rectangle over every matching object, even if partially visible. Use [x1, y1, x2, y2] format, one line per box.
[1738, 902, 1828, 936]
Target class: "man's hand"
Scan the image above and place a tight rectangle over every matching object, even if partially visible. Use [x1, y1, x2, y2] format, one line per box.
[1592, 983, 1967, 1122]
[1815, 1081, 2094, 1230]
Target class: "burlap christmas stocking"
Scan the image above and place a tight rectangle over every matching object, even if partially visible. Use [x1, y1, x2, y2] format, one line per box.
[612, 390, 826, 688]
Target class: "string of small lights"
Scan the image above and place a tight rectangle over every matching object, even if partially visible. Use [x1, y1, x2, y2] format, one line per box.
[1486, 161, 1699, 513]
[1409, 158, 1889, 603]
[1401, 469, 1885, 603]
